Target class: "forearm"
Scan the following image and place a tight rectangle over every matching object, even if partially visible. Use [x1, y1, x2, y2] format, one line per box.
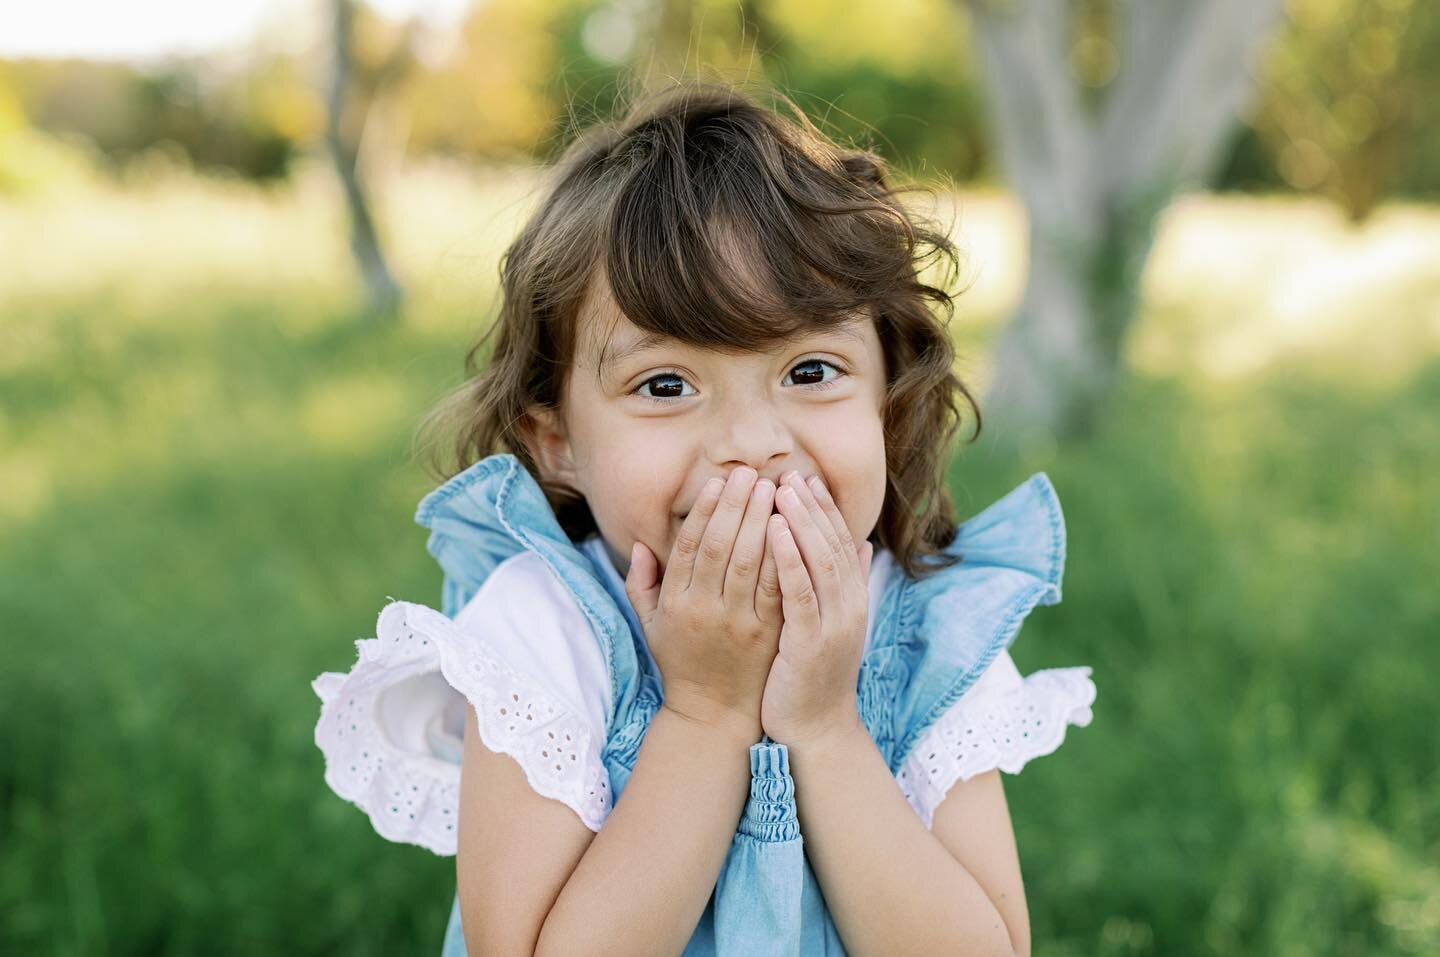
[785, 719, 1019, 957]
[536, 706, 755, 957]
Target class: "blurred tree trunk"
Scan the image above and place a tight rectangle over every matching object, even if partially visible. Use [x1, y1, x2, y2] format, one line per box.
[963, 0, 1285, 444]
[326, 0, 403, 320]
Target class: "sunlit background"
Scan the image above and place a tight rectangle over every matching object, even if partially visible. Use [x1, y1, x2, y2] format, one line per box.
[1, 1, 1437, 954]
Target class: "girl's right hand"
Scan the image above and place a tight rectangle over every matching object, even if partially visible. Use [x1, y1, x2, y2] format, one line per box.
[623, 466, 782, 740]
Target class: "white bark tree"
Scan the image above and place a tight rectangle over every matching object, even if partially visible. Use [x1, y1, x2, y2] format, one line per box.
[962, 0, 1286, 443]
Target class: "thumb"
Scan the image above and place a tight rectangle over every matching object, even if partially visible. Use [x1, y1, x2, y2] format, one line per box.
[624, 540, 659, 626]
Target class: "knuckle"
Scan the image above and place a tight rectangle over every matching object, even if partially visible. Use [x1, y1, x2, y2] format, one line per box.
[675, 533, 700, 557]
[728, 551, 758, 579]
[714, 494, 744, 518]
[700, 539, 729, 564]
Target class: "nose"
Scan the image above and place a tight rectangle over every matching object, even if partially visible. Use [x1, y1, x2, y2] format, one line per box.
[708, 392, 793, 479]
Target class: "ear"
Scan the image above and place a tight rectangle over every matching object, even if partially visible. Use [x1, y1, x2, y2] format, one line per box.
[522, 405, 579, 486]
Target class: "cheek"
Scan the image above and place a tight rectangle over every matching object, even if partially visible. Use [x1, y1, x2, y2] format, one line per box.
[823, 426, 888, 541]
[841, 472, 886, 543]
[581, 444, 688, 549]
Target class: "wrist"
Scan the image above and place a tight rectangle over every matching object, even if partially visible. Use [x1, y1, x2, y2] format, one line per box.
[767, 709, 866, 758]
[660, 698, 762, 747]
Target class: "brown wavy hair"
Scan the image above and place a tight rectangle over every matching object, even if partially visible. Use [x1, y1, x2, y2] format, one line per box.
[415, 79, 980, 579]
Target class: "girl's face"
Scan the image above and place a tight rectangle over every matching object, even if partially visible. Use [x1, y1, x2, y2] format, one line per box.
[528, 291, 890, 580]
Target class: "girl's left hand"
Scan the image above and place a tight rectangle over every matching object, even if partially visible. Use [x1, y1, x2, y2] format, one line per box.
[760, 471, 874, 747]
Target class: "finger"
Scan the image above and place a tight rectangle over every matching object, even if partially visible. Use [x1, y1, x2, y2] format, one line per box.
[784, 473, 850, 583]
[775, 478, 844, 619]
[691, 466, 758, 594]
[723, 477, 774, 604]
[861, 540, 873, 582]
[805, 474, 861, 581]
[623, 540, 660, 627]
[755, 521, 782, 624]
[667, 476, 725, 591]
[769, 514, 820, 630]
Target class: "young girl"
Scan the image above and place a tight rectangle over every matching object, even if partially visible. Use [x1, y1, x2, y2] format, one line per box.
[313, 80, 1095, 957]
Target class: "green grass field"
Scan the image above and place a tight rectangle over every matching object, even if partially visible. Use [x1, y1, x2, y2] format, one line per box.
[2, 165, 1437, 955]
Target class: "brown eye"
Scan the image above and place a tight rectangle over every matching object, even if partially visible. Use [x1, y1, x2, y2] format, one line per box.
[634, 372, 695, 402]
[784, 359, 843, 388]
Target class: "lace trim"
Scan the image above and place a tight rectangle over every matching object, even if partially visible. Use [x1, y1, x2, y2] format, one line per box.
[312, 601, 612, 855]
[896, 666, 1096, 829]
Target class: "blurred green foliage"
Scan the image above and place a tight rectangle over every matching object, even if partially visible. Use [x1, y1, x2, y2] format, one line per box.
[0, 173, 1436, 954]
[1, 0, 1438, 209]
[0, 80, 102, 194]
[1237, 0, 1440, 219]
[0, 54, 313, 182]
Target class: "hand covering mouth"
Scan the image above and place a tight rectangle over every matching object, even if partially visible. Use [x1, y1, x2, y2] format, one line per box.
[679, 479, 786, 521]
[678, 503, 781, 521]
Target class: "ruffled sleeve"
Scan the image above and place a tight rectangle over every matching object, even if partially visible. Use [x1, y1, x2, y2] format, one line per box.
[880, 471, 1097, 829]
[311, 551, 615, 855]
[894, 649, 1095, 828]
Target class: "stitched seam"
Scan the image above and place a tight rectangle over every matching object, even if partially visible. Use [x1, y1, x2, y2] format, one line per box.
[1030, 472, 1066, 591]
[580, 536, 655, 726]
[870, 568, 906, 652]
[413, 453, 515, 528]
[895, 574, 918, 647]
[733, 822, 803, 845]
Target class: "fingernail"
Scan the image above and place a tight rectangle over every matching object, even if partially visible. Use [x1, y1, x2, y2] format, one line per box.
[705, 477, 724, 495]
[752, 479, 773, 500]
[779, 486, 799, 505]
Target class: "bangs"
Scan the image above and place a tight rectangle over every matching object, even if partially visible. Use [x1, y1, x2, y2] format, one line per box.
[599, 99, 913, 353]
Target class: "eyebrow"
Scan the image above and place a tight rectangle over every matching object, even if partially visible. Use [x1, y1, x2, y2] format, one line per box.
[597, 331, 671, 379]
[596, 321, 867, 380]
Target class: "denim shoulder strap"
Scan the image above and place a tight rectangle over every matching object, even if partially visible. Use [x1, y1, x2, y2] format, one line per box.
[885, 473, 1066, 770]
[413, 452, 641, 729]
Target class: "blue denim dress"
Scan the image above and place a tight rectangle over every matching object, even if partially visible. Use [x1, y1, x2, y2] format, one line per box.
[414, 453, 1068, 956]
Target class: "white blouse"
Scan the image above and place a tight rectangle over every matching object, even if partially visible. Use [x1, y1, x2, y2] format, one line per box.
[312, 537, 1096, 855]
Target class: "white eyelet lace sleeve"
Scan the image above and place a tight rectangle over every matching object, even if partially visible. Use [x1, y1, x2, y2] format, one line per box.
[895, 650, 1096, 829]
[312, 553, 614, 855]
